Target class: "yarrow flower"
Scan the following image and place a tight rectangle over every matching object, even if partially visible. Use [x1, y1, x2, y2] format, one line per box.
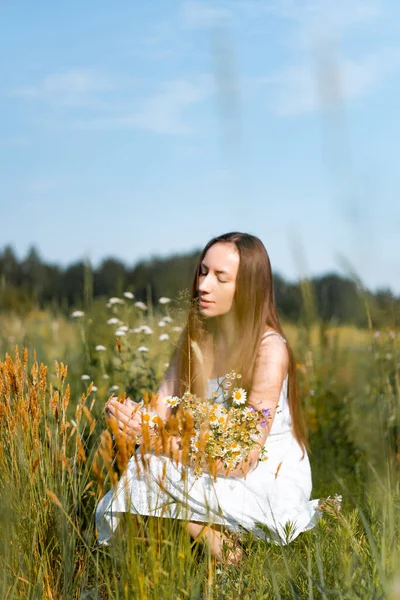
[232, 388, 247, 405]
[137, 346, 149, 353]
[81, 374, 91, 381]
[134, 301, 147, 311]
[159, 297, 171, 304]
[107, 317, 121, 325]
[71, 310, 85, 318]
[163, 316, 173, 323]
[96, 344, 107, 351]
[115, 329, 126, 336]
[123, 291, 135, 299]
[108, 297, 124, 305]
[159, 333, 169, 341]
[140, 325, 153, 335]
[158, 320, 166, 327]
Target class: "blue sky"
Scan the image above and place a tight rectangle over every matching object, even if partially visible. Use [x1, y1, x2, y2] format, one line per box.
[1, 0, 400, 293]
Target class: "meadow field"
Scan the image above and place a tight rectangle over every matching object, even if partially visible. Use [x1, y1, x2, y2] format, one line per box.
[0, 294, 399, 599]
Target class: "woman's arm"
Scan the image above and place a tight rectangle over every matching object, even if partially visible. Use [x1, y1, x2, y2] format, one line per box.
[214, 334, 289, 478]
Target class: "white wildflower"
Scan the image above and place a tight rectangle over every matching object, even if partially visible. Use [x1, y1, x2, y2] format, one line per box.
[159, 333, 169, 341]
[91, 386, 98, 393]
[164, 396, 181, 408]
[115, 330, 126, 336]
[96, 344, 107, 352]
[135, 301, 147, 311]
[119, 325, 129, 332]
[163, 316, 173, 323]
[123, 291, 135, 299]
[164, 362, 169, 368]
[140, 409, 159, 428]
[109, 385, 119, 392]
[71, 310, 85, 318]
[102, 373, 110, 379]
[81, 374, 91, 381]
[107, 317, 121, 325]
[159, 297, 171, 304]
[109, 297, 124, 305]
[173, 326, 183, 332]
[158, 320, 166, 327]
[232, 387, 247, 405]
[131, 327, 141, 333]
[137, 346, 149, 353]
[140, 325, 153, 335]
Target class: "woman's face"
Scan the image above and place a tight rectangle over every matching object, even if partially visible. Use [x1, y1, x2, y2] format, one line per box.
[197, 242, 240, 318]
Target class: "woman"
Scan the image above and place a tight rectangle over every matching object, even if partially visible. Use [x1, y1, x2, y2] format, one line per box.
[96, 232, 321, 562]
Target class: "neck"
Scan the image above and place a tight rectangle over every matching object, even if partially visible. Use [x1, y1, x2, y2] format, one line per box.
[214, 311, 237, 349]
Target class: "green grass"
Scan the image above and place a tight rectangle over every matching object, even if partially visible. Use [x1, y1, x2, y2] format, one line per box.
[0, 297, 399, 599]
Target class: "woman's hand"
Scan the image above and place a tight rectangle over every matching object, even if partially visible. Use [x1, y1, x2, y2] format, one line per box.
[105, 396, 143, 440]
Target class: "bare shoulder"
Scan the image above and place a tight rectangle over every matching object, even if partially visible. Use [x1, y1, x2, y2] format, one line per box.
[258, 328, 289, 368]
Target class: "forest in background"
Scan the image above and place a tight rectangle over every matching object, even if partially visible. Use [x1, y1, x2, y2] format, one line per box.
[0, 244, 398, 327]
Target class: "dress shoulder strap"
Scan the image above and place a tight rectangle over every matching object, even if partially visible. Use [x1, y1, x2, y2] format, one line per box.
[262, 330, 287, 344]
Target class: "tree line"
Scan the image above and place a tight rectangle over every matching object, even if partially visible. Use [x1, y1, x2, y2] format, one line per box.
[0, 245, 398, 327]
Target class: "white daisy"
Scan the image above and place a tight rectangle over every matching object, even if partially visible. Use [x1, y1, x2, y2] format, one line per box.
[135, 301, 147, 311]
[123, 291, 135, 299]
[140, 409, 159, 428]
[159, 333, 169, 341]
[71, 310, 84, 318]
[232, 387, 247, 405]
[137, 346, 149, 353]
[95, 344, 107, 351]
[159, 297, 171, 304]
[164, 396, 181, 407]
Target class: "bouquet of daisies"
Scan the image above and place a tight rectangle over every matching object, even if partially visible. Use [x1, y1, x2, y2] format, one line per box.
[162, 371, 271, 476]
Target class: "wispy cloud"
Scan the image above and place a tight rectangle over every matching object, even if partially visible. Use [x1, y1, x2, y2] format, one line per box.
[9, 68, 213, 135]
[182, 1, 232, 29]
[73, 76, 213, 135]
[10, 69, 120, 109]
[263, 47, 400, 116]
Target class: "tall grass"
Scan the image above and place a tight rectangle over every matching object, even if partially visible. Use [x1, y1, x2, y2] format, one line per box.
[0, 296, 399, 598]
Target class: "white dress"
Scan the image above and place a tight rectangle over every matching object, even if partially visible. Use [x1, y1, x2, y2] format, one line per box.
[96, 331, 321, 545]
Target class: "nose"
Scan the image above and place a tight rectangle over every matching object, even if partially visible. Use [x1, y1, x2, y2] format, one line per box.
[198, 273, 212, 294]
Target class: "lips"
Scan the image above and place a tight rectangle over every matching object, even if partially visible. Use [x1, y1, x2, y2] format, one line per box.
[199, 298, 213, 306]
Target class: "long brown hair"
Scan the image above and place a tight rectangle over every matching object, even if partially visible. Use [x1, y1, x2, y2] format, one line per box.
[170, 232, 309, 452]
